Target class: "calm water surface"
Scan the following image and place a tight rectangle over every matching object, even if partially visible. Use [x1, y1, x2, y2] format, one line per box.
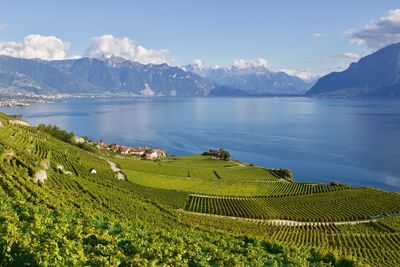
[2, 97, 400, 191]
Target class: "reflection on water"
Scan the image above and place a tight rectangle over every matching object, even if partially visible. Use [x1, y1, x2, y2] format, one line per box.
[2, 97, 400, 191]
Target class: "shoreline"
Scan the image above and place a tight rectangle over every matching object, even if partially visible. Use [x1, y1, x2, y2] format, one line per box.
[1, 97, 399, 193]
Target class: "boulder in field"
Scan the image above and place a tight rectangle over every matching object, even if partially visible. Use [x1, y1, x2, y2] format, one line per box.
[33, 170, 47, 184]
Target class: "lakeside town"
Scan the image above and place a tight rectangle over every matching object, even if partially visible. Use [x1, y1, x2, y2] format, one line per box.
[0, 94, 63, 108]
[0, 95, 59, 108]
[97, 139, 166, 159]
[72, 136, 166, 160]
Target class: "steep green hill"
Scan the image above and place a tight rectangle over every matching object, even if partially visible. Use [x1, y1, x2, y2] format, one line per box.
[0, 112, 399, 266]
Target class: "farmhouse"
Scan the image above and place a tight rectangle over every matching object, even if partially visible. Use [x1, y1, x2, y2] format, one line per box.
[143, 149, 165, 160]
[95, 139, 166, 159]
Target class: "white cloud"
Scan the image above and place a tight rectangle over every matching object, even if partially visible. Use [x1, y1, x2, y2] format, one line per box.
[280, 68, 314, 81]
[193, 58, 203, 68]
[233, 58, 270, 69]
[84, 34, 169, 64]
[341, 52, 360, 59]
[0, 23, 7, 32]
[347, 9, 400, 49]
[0, 34, 69, 60]
[313, 32, 326, 38]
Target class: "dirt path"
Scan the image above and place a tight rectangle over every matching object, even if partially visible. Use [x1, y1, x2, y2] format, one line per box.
[106, 159, 125, 180]
[190, 193, 248, 200]
[231, 161, 247, 168]
[181, 210, 379, 226]
[108, 160, 120, 172]
[96, 155, 125, 180]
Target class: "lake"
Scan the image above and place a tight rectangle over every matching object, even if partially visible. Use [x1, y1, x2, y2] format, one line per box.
[2, 97, 400, 191]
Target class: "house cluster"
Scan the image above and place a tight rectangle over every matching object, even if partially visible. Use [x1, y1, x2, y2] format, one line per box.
[96, 140, 166, 160]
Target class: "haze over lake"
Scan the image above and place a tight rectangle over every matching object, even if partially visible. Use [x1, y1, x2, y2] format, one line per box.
[2, 97, 400, 191]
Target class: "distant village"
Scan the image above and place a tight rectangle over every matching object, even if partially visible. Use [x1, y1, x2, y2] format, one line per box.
[0, 94, 61, 108]
[88, 138, 166, 160]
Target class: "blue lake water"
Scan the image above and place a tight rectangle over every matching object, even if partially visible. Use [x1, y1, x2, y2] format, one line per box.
[2, 97, 400, 191]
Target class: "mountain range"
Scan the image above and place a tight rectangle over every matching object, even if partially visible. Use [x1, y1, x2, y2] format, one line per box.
[184, 64, 311, 95]
[0, 55, 312, 97]
[1, 42, 400, 98]
[0, 56, 215, 96]
[307, 42, 400, 98]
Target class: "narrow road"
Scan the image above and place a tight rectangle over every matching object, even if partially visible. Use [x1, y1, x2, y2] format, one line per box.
[181, 210, 383, 226]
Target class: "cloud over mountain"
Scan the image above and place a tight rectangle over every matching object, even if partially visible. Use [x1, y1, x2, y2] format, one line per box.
[84, 34, 169, 64]
[348, 9, 400, 49]
[340, 52, 360, 59]
[279, 69, 314, 81]
[0, 34, 70, 60]
[233, 58, 270, 69]
[193, 59, 204, 69]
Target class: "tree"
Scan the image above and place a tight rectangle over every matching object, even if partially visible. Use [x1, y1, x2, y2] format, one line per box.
[202, 149, 231, 161]
[272, 168, 293, 181]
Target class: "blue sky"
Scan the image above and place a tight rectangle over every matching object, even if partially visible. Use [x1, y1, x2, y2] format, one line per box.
[1, 0, 400, 78]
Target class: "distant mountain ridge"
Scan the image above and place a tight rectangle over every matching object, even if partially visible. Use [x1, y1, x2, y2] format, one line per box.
[4, 43, 400, 98]
[307, 43, 400, 98]
[0, 56, 215, 96]
[0, 56, 99, 95]
[0, 55, 313, 97]
[185, 64, 311, 95]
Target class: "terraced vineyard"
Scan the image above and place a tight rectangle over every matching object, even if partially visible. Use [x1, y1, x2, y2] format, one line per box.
[178, 212, 400, 267]
[269, 225, 400, 266]
[123, 169, 348, 197]
[1, 112, 400, 266]
[115, 156, 279, 180]
[0, 113, 188, 224]
[185, 189, 400, 221]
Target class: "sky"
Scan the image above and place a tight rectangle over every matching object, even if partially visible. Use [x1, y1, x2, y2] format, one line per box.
[1, 0, 400, 79]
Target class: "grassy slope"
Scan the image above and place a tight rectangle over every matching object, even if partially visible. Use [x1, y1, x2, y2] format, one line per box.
[123, 169, 351, 197]
[117, 156, 349, 197]
[115, 155, 280, 180]
[0, 112, 400, 266]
